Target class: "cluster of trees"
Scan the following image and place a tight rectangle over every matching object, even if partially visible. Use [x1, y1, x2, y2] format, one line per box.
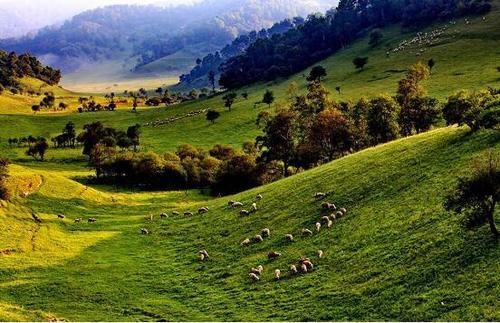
[25, 138, 49, 161]
[255, 63, 498, 174]
[179, 18, 304, 88]
[0, 157, 9, 200]
[51, 122, 77, 148]
[0, 50, 61, 93]
[77, 96, 116, 113]
[219, 0, 491, 89]
[31, 92, 69, 113]
[89, 142, 282, 195]
[77, 122, 141, 156]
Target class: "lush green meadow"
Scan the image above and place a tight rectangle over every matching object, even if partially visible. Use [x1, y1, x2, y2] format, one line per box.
[0, 4, 500, 321]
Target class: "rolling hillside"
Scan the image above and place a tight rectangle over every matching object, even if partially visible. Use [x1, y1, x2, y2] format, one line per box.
[0, 2, 499, 321]
[0, 126, 499, 321]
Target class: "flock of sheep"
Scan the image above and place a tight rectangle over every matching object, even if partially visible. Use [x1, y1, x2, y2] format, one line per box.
[144, 109, 208, 127]
[167, 191, 349, 283]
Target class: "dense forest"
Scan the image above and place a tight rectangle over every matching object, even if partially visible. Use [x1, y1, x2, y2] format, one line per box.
[219, 0, 492, 89]
[0, 50, 61, 92]
[178, 18, 305, 88]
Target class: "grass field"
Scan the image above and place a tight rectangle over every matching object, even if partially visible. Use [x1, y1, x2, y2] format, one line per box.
[0, 126, 499, 321]
[0, 4, 500, 321]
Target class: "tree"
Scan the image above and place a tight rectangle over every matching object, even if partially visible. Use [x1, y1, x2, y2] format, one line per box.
[155, 87, 163, 96]
[306, 108, 353, 161]
[349, 98, 371, 149]
[26, 138, 48, 161]
[445, 152, 499, 237]
[262, 89, 275, 108]
[396, 62, 431, 136]
[428, 58, 435, 73]
[208, 71, 216, 92]
[40, 92, 55, 110]
[222, 92, 237, 111]
[256, 109, 299, 176]
[79, 122, 105, 156]
[206, 109, 220, 124]
[409, 97, 441, 133]
[307, 65, 327, 82]
[367, 96, 400, 145]
[58, 102, 68, 110]
[127, 124, 141, 152]
[442, 90, 492, 132]
[63, 121, 77, 148]
[369, 29, 383, 47]
[353, 57, 368, 70]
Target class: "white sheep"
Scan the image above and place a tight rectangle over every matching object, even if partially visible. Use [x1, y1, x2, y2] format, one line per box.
[321, 202, 336, 210]
[290, 265, 298, 274]
[300, 263, 308, 273]
[339, 207, 347, 215]
[231, 202, 244, 208]
[249, 272, 260, 282]
[198, 207, 209, 214]
[250, 265, 263, 275]
[329, 213, 336, 221]
[285, 234, 294, 242]
[228, 200, 235, 206]
[321, 216, 330, 223]
[184, 211, 193, 216]
[253, 235, 264, 243]
[198, 250, 209, 261]
[74, 218, 81, 223]
[327, 219, 333, 228]
[172, 211, 180, 216]
[250, 203, 258, 212]
[335, 211, 343, 218]
[314, 192, 327, 199]
[57, 213, 65, 219]
[256, 194, 263, 200]
[160, 212, 168, 219]
[274, 269, 281, 280]
[302, 228, 313, 236]
[318, 250, 324, 258]
[240, 210, 250, 216]
[316, 222, 321, 232]
[140, 228, 149, 235]
[261, 228, 270, 238]
[303, 260, 314, 271]
[240, 238, 251, 246]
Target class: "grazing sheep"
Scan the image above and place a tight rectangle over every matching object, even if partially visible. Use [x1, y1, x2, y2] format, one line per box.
[253, 235, 264, 243]
[140, 228, 149, 235]
[57, 213, 65, 219]
[184, 211, 194, 216]
[290, 265, 298, 274]
[302, 228, 313, 236]
[240, 210, 250, 216]
[340, 207, 347, 215]
[284, 234, 294, 242]
[316, 222, 321, 232]
[199, 250, 209, 261]
[249, 272, 260, 282]
[314, 192, 327, 199]
[256, 194, 263, 200]
[321, 216, 330, 223]
[318, 250, 324, 258]
[335, 211, 343, 218]
[300, 263, 308, 273]
[198, 207, 209, 214]
[250, 265, 264, 275]
[149, 214, 154, 221]
[88, 218, 97, 223]
[303, 260, 314, 271]
[321, 202, 336, 210]
[240, 238, 251, 246]
[231, 202, 244, 208]
[329, 213, 336, 221]
[160, 212, 168, 219]
[274, 269, 281, 280]
[327, 219, 333, 228]
[250, 203, 258, 212]
[261, 228, 270, 238]
[268, 251, 282, 260]
[172, 211, 180, 216]
[228, 200, 235, 206]
[74, 218, 81, 223]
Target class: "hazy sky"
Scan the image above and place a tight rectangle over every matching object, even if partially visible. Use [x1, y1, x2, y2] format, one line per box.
[0, 0, 201, 37]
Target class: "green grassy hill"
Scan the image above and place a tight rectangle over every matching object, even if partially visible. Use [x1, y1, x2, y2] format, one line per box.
[0, 127, 498, 321]
[1, 4, 500, 321]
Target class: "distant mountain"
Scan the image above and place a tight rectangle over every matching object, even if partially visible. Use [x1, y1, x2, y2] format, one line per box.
[0, 0, 334, 77]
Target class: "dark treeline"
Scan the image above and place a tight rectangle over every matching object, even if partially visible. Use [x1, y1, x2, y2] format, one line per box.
[179, 18, 304, 87]
[219, 0, 491, 89]
[0, 50, 61, 93]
